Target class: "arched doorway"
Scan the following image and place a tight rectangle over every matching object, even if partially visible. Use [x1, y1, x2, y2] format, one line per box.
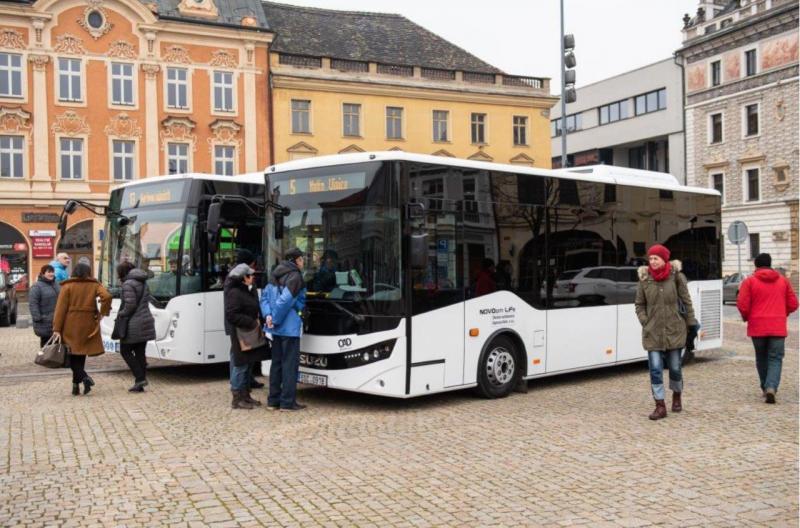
[0, 222, 29, 290]
[58, 220, 94, 275]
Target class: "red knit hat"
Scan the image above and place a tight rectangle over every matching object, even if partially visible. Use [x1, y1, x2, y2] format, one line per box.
[647, 244, 670, 262]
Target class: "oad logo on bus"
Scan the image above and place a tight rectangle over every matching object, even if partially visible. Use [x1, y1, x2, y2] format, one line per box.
[338, 338, 352, 349]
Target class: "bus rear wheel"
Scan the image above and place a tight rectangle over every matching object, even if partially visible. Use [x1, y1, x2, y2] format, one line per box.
[476, 335, 520, 399]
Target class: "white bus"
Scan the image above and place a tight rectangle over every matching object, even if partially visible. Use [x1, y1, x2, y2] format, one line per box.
[264, 152, 723, 398]
[89, 173, 267, 363]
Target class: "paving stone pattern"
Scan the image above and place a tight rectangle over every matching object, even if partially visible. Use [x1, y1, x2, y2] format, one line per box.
[0, 314, 797, 527]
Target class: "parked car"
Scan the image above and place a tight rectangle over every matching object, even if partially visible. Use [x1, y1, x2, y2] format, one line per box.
[723, 272, 748, 304]
[0, 270, 18, 327]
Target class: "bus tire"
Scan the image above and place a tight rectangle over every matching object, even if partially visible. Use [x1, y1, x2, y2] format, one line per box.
[475, 335, 520, 399]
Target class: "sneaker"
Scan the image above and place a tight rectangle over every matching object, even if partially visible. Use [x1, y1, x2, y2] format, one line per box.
[280, 403, 307, 412]
[765, 388, 776, 404]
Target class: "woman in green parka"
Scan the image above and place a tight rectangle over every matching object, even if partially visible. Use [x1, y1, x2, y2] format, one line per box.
[635, 244, 698, 420]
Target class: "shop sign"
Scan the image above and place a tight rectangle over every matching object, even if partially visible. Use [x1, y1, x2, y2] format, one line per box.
[13, 243, 26, 251]
[22, 213, 61, 223]
[29, 230, 56, 237]
[31, 237, 54, 258]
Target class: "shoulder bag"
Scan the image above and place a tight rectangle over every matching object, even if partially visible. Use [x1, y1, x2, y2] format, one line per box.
[34, 334, 70, 369]
[236, 323, 267, 352]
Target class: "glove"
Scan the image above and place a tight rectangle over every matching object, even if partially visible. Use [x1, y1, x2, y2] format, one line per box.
[685, 324, 700, 350]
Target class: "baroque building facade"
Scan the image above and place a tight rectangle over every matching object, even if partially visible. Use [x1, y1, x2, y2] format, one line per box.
[0, 0, 271, 291]
[677, 0, 798, 280]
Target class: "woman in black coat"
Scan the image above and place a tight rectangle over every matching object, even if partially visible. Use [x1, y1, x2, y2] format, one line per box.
[116, 262, 156, 392]
[29, 264, 60, 347]
[224, 263, 268, 409]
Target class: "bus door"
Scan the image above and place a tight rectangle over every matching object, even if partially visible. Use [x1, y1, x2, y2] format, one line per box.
[409, 201, 465, 388]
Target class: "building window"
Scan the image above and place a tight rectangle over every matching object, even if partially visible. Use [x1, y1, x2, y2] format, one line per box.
[110, 62, 134, 106]
[214, 145, 235, 176]
[291, 99, 310, 134]
[166, 67, 189, 109]
[58, 58, 82, 102]
[628, 146, 646, 169]
[710, 60, 721, 86]
[422, 178, 443, 210]
[711, 173, 723, 202]
[551, 114, 582, 137]
[744, 103, 759, 136]
[167, 142, 189, 174]
[0, 53, 23, 98]
[710, 113, 723, 144]
[635, 88, 666, 115]
[432, 110, 448, 142]
[745, 49, 757, 77]
[112, 140, 135, 181]
[213, 71, 234, 112]
[471, 113, 486, 144]
[343, 103, 361, 137]
[749, 233, 760, 260]
[513, 116, 528, 146]
[0, 135, 23, 178]
[599, 100, 627, 125]
[745, 168, 760, 202]
[386, 106, 403, 139]
[59, 138, 84, 180]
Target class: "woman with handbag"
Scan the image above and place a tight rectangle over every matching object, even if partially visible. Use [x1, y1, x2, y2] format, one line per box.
[52, 263, 112, 396]
[635, 244, 697, 420]
[115, 262, 156, 393]
[29, 264, 60, 347]
[224, 263, 269, 410]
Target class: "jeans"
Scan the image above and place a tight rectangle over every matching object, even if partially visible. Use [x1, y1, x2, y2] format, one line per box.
[269, 335, 300, 408]
[229, 361, 251, 391]
[648, 349, 683, 400]
[752, 337, 785, 392]
[120, 342, 148, 383]
[70, 354, 87, 384]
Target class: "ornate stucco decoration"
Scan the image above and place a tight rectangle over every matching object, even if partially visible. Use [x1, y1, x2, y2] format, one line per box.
[0, 28, 26, 50]
[53, 34, 86, 55]
[177, 0, 219, 20]
[141, 63, 160, 79]
[160, 116, 197, 151]
[208, 119, 242, 152]
[163, 45, 191, 64]
[77, 0, 114, 41]
[0, 107, 31, 135]
[28, 54, 49, 71]
[210, 50, 237, 69]
[105, 113, 141, 139]
[107, 40, 138, 60]
[51, 111, 91, 137]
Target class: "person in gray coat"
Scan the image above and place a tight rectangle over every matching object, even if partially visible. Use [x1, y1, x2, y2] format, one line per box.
[29, 264, 60, 347]
[116, 262, 156, 392]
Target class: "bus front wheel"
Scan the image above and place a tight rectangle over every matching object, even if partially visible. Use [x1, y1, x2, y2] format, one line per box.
[476, 335, 520, 399]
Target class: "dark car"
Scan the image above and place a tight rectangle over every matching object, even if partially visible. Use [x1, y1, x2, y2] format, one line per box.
[0, 270, 18, 327]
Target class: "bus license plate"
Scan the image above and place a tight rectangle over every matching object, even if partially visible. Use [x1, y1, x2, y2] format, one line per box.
[298, 372, 327, 387]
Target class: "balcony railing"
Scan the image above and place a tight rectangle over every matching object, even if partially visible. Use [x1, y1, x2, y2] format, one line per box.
[421, 67, 456, 81]
[278, 53, 322, 68]
[503, 75, 543, 89]
[377, 63, 413, 77]
[463, 71, 495, 84]
[331, 58, 369, 72]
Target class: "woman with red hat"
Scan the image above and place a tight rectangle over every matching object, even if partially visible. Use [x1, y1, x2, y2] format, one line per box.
[635, 244, 698, 420]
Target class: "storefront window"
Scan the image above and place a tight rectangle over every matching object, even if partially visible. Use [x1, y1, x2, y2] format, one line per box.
[0, 222, 28, 290]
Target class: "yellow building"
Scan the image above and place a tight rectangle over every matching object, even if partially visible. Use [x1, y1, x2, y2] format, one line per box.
[263, 2, 558, 167]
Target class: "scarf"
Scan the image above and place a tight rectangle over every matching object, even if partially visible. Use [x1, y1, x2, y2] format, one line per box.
[648, 260, 672, 282]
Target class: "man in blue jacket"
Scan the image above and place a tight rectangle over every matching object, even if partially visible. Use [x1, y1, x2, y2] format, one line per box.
[261, 247, 307, 411]
[49, 253, 71, 284]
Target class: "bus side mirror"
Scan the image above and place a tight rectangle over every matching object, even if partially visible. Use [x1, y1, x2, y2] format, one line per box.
[273, 210, 284, 240]
[207, 202, 222, 252]
[410, 233, 428, 269]
[57, 214, 68, 240]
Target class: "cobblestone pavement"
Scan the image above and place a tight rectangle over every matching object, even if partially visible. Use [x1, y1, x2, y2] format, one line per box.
[0, 313, 797, 527]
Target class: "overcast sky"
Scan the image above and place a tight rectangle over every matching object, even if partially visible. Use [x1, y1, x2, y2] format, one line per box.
[274, 0, 699, 93]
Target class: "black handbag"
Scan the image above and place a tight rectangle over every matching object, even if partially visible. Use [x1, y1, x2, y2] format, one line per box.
[112, 284, 144, 340]
[35, 334, 70, 369]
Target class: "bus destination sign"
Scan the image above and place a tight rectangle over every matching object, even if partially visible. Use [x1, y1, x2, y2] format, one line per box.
[280, 172, 366, 196]
[122, 181, 187, 208]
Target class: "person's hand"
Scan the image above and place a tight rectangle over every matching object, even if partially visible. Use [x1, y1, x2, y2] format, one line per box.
[52, 332, 61, 339]
[266, 315, 273, 328]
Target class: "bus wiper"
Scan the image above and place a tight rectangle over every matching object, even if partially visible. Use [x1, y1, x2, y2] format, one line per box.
[328, 301, 365, 324]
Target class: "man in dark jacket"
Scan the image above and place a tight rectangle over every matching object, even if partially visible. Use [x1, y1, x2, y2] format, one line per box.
[737, 253, 798, 404]
[29, 264, 60, 346]
[261, 248, 307, 411]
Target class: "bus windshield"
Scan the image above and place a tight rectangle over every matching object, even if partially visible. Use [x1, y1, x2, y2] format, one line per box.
[268, 162, 402, 323]
[102, 181, 197, 300]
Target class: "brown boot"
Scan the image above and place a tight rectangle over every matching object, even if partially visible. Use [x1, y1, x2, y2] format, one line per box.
[243, 390, 262, 406]
[231, 390, 254, 410]
[671, 392, 682, 412]
[649, 400, 667, 420]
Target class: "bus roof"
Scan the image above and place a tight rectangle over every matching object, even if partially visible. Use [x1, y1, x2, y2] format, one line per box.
[265, 152, 720, 196]
[109, 172, 265, 192]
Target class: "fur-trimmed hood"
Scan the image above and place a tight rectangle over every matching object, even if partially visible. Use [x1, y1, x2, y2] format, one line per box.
[637, 259, 682, 281]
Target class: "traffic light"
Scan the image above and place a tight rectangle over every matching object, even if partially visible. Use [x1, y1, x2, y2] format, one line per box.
[563, 34, 576, 103]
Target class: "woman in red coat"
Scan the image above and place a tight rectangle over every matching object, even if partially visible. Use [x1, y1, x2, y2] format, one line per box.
[736, 253, 798, 404]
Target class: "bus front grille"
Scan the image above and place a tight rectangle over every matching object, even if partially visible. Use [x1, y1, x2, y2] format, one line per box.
[699, 289, 721, 340]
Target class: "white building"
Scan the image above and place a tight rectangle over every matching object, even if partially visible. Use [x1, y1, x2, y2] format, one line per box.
[551, 58, 686, 184]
